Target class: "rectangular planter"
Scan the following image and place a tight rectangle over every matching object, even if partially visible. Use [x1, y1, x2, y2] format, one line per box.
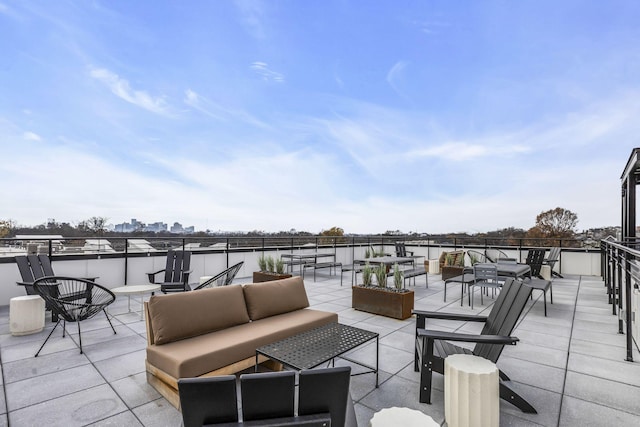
[352, 286, 414, 320]
[252, 272, 293, 283]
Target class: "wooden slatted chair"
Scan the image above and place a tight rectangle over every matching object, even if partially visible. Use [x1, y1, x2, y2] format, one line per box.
[413, 278, 537, 413]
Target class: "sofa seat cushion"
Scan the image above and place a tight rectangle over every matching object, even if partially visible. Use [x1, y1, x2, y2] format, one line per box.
[148, 285, 250, 345]
[243, 276, 310, 321]
[147, 309, 338, 379]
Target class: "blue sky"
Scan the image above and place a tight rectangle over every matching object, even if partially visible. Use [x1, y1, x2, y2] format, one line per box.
[1, 1, 639, 234]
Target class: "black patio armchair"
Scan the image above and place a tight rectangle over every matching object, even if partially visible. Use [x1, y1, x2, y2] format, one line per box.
[191, 261, 244, 290]
[147, 250, 192, 293]
[32, 276, 116, 356]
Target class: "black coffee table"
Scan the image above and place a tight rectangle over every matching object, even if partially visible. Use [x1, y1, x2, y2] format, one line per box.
[256, 322, 379, 387]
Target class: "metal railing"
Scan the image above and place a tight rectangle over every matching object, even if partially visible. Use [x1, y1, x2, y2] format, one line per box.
[601, 239, 638, 362]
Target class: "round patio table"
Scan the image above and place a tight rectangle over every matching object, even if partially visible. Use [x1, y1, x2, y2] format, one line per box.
[111, 284, 160, 319]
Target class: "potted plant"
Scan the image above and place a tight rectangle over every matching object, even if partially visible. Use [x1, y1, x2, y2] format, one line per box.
[352, 262, 414, 320]
[252, 255, 293, 283]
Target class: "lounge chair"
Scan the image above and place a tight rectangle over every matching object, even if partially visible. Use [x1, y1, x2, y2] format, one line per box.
[413, 277, 537, 413]
[147, 250, 192, 293]
[191, 261, 244, 290]
[32, 276, 116, 356]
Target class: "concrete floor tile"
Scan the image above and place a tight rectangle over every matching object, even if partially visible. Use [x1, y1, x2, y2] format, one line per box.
[502, 342, 568, 369]
[559, 395, 640, 427]
[82, 334, 147, 363]
[567, 352, 640, 387]
[8, 384, 127, 427]
[132, 398, 182, 427]
[86, 410, 144, 426]
[110, 372, 161, 409]
[359, 375, 445, 423]
[93, 349, 147, 382]
[497, 356, 566, 394]
[499, 382, 561, 427]
[2, 348, 89, 383]
[564, 371, 640, 416]
[6, 364, 105, 411]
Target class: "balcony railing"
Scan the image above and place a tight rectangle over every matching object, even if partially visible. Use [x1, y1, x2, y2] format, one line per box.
[0, 235, 603, 306]
[601, 239, 639, 362]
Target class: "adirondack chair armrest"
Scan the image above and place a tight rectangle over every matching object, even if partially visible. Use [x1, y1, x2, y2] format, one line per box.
[412, 310, 488, 322]
[16, 281, 31, 287]
[417, 328, 519, 345]
[147, 269, 166, 283]
[180, 269, 193, 283]
[413, 310, 488, 330]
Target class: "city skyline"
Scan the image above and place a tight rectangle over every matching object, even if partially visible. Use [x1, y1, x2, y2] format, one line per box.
[1, 1, 639, 233]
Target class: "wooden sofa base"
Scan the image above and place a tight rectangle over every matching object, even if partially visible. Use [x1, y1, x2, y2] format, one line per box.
[146, 356, 282, 410]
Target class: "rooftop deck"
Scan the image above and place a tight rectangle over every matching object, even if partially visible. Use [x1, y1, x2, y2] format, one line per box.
[0, 271, 638, 426]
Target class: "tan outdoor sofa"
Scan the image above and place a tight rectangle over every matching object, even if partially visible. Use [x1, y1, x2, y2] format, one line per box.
[144, 276, 338, 408]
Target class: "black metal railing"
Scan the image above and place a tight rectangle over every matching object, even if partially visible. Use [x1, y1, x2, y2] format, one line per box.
[601, 239, 638, 362]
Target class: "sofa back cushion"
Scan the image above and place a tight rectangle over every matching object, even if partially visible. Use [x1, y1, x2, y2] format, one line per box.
[148, 285, 250, 345]
[243, 276, 310, 321]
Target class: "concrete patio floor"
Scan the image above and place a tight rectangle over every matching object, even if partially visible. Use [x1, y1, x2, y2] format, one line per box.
[0, 272, 638, 426]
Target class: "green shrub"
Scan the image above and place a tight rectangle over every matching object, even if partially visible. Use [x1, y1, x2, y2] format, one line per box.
[266, 256, 275, 273]
[258, 255, 267, 272]
[362, 263, 373, 285]
[393, 263, 403, 290]
[375, 263, 387, 287]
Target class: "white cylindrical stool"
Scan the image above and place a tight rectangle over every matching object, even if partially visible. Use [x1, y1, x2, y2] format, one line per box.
[428, 259, 441, 275]
[10, 295, 46, 336]
[445, 354, 499, 427]
[370, 407, 438, 427]
[540, 265, 552, 281]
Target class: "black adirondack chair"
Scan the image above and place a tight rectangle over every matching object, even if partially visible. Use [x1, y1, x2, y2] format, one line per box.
[525, 248, 546, 278]
[15, 255, 55, 296]
[413, 277, 537, 413]
[544, 247, 563, 278]
[191, 261, 244, 290]
[147, 250, 192, 293]
[15, 255, 98, 322]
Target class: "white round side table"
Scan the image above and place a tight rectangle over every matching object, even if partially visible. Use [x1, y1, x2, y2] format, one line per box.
[370, 407, 438, 427]
[111, 284, 161, 319]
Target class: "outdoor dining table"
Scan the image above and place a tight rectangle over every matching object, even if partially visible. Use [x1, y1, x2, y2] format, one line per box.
[463, 262, 532, 279]
[354, 256, 416, 269]
[281, 252, 336, 275]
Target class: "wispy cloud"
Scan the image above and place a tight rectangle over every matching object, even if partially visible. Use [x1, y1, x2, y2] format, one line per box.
[184, 89, 269, 128]
[89, 67, 171, 115]
[412, 20, 450, 35]
[386, 60, 409, 98]
[23, 131, 41, 141]
[250, 62, 284, 83]
[234, 0, 267, 40]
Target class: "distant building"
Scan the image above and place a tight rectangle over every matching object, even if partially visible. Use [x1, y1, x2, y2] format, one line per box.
[113, 218, 195, 234]
[114, 218, 144, 233]
[144, 222, 168, 233]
